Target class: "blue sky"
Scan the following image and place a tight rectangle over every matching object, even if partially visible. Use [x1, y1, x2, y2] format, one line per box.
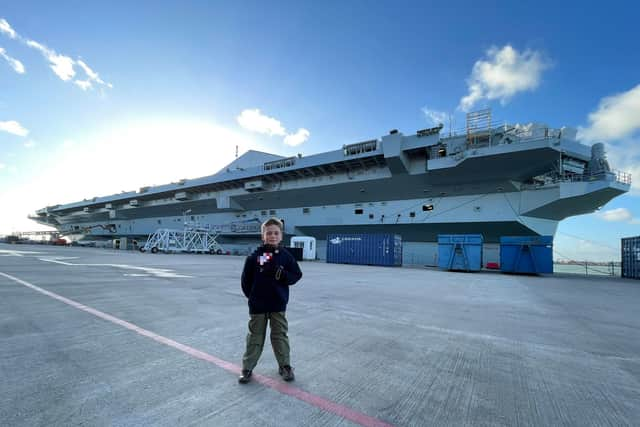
[1, 1, 639, 261]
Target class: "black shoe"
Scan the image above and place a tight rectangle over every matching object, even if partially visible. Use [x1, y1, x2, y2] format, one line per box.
[279, 365, 295, 382]
[238, 369, 252, 384]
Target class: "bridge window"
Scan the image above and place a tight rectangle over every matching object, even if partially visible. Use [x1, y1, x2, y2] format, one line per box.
[263, 157, 296, 171]
[343, 140, 378, 156]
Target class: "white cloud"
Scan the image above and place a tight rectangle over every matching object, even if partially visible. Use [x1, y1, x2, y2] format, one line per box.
[74, 79, 92, 90]
[578, 84, 640, 142]
[237, 109, 287, 136]
[0, 47, 25, 73]
[0, 18, 17, 39]
[76, 60, 100, 82]
[237, 108, 310, 147]
[576, 85, 640, 196]
[0, 18, 111, 89]
[597, 207, 632, 222]
[422, 108, 447, 126]
[75, 59, 111, 90]
[284, 128, 310, 146]
[76, 60, 98, 80]
[26, 40, 75, 81]
[0, 120, 29, 136]
[459, 45, 550, 112]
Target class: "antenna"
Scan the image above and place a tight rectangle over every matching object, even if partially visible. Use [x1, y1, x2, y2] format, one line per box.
[235, 145, 238, 158]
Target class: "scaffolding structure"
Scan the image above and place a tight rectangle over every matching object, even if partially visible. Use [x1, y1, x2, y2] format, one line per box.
[141, 226, 224, 254]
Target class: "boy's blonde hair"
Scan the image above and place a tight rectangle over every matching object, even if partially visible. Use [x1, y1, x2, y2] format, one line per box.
[261, 217, 283, 234]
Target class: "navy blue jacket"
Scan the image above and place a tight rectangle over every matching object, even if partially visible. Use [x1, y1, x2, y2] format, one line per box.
[241, 245, 302, 314]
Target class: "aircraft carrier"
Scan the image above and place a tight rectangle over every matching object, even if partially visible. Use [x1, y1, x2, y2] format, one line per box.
[30, 110, 631, 264]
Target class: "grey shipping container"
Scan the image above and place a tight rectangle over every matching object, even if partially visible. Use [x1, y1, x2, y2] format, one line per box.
[326, 233, 402, 266]
[622, 236, 640, 279]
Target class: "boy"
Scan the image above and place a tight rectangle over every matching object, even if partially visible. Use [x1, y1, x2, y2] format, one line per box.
[239, 217, 302, 383]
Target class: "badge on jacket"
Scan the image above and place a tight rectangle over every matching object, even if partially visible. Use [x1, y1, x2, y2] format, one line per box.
[259, 252, 273, 265]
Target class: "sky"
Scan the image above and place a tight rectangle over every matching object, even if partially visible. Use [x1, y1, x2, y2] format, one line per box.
[1, 0, 639, 261]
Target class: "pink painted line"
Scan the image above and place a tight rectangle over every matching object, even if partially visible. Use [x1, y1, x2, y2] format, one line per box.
[0, 271, 394, 427]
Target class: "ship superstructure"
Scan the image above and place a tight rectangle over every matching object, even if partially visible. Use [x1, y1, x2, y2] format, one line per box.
[31, 110, 631, 264]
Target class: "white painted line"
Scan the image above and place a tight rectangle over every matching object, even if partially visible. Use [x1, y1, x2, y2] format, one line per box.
[38, 258, 192, 278]
[0, 249, 44, 257]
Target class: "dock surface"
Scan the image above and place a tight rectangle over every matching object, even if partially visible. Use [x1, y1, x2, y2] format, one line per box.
[1, 243, 639, 426]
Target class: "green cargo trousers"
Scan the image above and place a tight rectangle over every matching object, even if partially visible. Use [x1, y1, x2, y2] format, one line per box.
[242, 312, 290, 371]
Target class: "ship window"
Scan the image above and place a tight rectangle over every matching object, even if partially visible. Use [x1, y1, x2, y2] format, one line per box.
[157, 220, 162, 224]
[191, 215, 195, 220]
[410, 212, 416, 217]
[261, 210, 267, 216]
[343, 140, 378, 156]
[303, 208, 310, 214]
[355, 209, 364, 215]
[263, 157, 296, 171]
[269, 210, 276, 215]
[369, 213, 374, 219]
[422, 204, 434, 211]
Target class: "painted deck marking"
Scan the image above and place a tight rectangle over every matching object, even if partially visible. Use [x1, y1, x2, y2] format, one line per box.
[38, 258, 192, 278]
[0, 271, 394, 427]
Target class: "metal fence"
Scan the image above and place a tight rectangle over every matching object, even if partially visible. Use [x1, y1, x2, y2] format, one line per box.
[553, 262, 621, 277]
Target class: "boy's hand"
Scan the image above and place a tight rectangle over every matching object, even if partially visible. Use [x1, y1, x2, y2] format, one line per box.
[261, 260, 277, 276]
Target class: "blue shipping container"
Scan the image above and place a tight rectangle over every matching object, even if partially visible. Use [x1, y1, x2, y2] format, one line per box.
[326, 234, 402, 266]
[437, 234, 483, 271]
[500, 236, 553, 274]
